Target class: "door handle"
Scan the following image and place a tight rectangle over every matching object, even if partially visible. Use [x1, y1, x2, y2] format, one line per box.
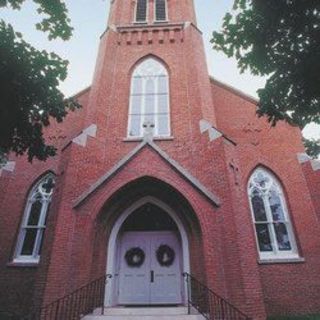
[150, 270, 154, 283]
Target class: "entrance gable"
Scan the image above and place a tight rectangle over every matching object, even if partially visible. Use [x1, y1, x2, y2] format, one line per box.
[73, 139, 221, 208]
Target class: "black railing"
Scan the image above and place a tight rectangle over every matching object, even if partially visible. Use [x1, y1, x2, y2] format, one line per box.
[183, 273, 250, 320]
[26, 274, 112, 320]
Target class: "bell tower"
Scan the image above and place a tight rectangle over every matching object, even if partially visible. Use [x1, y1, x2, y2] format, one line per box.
[85, 0, 216, 157]
[107, 0, 197, 27]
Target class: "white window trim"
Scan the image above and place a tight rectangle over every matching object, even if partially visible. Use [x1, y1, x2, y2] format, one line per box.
[127, 59, 171, 138]
[154, 0, 168, 22]
[13, 175, 54, 264]
[134, 0, 148, 24]
[248, 168, 299, 261]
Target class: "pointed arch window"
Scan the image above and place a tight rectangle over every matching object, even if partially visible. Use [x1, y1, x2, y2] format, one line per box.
[248, 168, 299, 260]
[155, 0, 167, 22]
[135, 0, 147, 22]
[14, 173, 55, 263]
[128, 58, 170, 138]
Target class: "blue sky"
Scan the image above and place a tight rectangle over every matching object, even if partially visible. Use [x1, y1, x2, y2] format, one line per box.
[1, 0, 318, 139]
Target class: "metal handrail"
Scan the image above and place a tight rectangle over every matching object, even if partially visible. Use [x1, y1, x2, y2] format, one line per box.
[26, 274, 112, 320]
[182, 273, 250, 320]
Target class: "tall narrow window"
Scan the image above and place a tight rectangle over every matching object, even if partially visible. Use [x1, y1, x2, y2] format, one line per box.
[135, 0, 147, 22]
[248, 168, 298, 260]
[155, 0, 167, 21]
[128, 58, 170, 138]
[14, 174, 55, 263]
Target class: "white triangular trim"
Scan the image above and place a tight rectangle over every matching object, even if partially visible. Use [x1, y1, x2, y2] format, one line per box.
[199, 119, 212, 134]
[208, 127, 223, 142]
[73, 141, 220, 208]
[297, 153, 320, 171]
[297, 153, 311, 163]
[311, 159, 320, 171]
[0, 161, 16, 177]
[72, 124, 97, 147]
[199, 119, 231, 144]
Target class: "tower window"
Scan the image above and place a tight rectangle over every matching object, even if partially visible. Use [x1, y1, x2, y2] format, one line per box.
[135, 0, 147, 22]
[128, 58, 170, 138]
[13, 173, 55, 263]
[155, 0, 167, 21]
[248, 168, 299, 260]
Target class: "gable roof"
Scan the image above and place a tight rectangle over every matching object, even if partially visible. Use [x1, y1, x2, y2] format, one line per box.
[68, 86, 91, 100]
[73, 139, 221, 208]
[210, 76, 259, 105]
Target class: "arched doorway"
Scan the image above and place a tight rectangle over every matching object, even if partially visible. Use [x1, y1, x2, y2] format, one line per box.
[105, 196, 190, 307]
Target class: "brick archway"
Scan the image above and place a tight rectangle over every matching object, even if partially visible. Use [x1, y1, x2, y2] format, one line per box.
[105, 196, 189, 306]
[93, 176, 205, 307]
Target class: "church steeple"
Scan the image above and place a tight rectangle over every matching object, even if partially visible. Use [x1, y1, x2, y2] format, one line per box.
[108, 0, 197, 27]
[87, 0, 216, 132]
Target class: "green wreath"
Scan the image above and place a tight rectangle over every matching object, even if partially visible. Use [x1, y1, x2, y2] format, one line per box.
[156, 244, 175, 267]
[125, 247, 145, 268]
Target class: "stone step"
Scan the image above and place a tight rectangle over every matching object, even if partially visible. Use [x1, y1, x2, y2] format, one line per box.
[104, 307, 189, 316]
[82, 315, 204, 320]
[82, 306, 205, 320]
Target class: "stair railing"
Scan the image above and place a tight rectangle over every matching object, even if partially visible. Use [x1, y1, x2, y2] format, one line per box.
[182, 273, 250, 320]
[26, 274, 112, 320]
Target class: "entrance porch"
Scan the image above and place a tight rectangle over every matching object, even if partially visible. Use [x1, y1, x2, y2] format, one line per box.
[105, 198, 190, 307]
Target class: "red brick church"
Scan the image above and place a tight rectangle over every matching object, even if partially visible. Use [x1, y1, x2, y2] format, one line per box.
[1, 1, 320, 319]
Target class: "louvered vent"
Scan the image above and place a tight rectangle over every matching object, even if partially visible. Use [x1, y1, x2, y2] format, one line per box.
[155, 0, 166, 21]
[136, 0, 147, 22]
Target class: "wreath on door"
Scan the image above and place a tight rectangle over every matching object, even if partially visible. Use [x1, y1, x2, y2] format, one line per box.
[156, 244, 175, 267]
[125, 247, 145, 268]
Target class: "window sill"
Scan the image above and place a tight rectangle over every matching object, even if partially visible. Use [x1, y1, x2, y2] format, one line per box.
[133, 21, 148, 25]
[123, 136, 174, 142]
[153, 20, 169, 24]
[258, 257, 305, 265]
[7, 261, 39, 268]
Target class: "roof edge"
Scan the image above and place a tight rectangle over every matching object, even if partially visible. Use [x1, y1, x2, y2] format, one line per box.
[67, 85, 92, 100]
[210, 76, 259, 105]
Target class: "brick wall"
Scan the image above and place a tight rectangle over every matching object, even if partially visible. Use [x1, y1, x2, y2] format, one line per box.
[212, 80, 320, 317]
[302, 161, 320, 221]
[1, 1, 320, 319]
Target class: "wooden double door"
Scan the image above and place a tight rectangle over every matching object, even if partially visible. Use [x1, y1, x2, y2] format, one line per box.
[117, 231, 182, 305]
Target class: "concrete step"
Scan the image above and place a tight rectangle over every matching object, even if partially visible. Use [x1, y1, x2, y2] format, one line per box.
[82, 306, 205, 320]
[82, 315, 204, 320]
[104, 307, 189, 316]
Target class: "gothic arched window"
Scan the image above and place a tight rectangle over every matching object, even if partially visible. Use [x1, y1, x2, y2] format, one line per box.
[155, 0, 167, 21]
[128, 58, 170, 138]
[14, 173, 55, 263]
[248, 168, 298, 259]
[135, 0, 147, 22]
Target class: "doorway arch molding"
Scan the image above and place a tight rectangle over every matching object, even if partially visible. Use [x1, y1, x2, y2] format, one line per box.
[105, 195, 191, 306]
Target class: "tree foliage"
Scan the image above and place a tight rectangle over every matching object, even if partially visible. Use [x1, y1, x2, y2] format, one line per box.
[0, 0, 80, 163]
[211, 0, 320, 156]
[303, 138, 320, 159]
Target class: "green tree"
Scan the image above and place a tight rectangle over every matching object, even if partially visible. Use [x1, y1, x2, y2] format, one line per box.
[0, 0, 80, 163]
[303, 138, 320, 159]
[211, 0, 320, 156]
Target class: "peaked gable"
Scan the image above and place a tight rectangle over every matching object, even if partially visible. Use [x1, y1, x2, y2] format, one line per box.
[73, 139, 221, 208]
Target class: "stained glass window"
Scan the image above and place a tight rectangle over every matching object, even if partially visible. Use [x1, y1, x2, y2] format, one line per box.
[14, 173, 55, 263]
[248, 168, 298, 259]
[128, 58, 170, 137]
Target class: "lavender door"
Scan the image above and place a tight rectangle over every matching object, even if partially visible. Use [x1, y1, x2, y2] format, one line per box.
[118, 231, 182, 305]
